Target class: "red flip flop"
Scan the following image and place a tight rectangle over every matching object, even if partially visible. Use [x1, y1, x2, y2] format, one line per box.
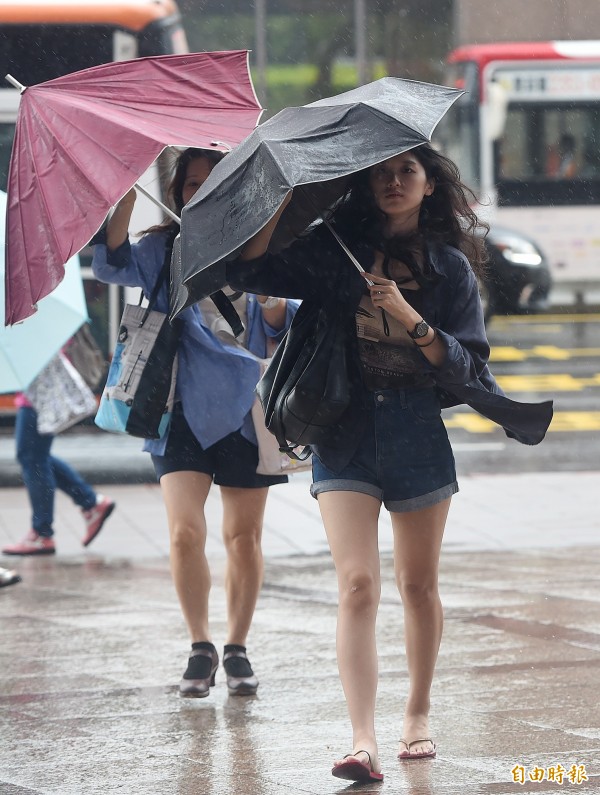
[332, 750, 384, 782]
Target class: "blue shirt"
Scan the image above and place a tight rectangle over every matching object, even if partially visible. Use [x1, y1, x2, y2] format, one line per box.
[92, 231, 298, 455]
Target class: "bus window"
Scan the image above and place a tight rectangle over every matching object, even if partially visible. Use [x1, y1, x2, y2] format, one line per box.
[496, 104, 600, 206]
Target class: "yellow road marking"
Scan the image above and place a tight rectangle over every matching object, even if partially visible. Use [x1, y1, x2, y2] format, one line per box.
[491, 313, 600, 325]
[445, 412, 600, 433]
[495, 374, 591, 392]
[490, 346, 600, 361]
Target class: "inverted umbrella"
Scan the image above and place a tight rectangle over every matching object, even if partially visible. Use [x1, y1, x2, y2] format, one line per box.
[5, 50, 263, 325]
[172, 77, 462, 315]
[0, 191, 88, 393]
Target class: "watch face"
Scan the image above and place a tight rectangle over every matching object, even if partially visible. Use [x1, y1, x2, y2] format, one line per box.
[409, 320, 429, 339]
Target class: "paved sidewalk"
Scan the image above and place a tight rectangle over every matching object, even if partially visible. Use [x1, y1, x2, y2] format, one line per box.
[2, 471, 600, 794]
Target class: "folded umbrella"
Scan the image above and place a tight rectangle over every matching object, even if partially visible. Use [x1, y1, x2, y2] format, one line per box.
[5, 50, 263, 325]
[173, 77, 462, 316]
[0, 190, 88, 394]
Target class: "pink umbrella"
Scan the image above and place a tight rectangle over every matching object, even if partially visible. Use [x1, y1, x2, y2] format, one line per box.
[4, 51, 262, 325]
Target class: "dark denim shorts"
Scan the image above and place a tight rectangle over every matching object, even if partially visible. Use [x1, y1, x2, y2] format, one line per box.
[152, 405, 287, 488]
[310, 387, 458, 512]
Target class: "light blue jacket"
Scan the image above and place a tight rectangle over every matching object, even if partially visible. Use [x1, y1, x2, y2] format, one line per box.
[92, 231, 298, 455]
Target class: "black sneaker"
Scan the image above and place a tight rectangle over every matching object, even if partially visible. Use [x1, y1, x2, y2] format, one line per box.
[223, 644, 259, 696]
[179, 642, 219, 698]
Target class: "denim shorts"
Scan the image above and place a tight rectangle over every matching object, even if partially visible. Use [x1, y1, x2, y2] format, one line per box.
[152, 405, 287, 488]
[310, 387, 458, 512]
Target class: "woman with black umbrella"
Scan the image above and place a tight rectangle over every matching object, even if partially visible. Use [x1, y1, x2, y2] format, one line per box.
[227, 144, 552, 783]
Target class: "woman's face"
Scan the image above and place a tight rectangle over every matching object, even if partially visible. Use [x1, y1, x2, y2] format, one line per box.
[368, 151, 434, 231]
[181, 157, 215, 206]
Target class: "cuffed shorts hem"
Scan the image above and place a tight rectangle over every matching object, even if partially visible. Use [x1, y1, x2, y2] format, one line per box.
[310, 478, 458, 512]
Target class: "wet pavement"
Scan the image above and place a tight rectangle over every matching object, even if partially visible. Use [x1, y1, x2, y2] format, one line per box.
[1, 455, 600, 793]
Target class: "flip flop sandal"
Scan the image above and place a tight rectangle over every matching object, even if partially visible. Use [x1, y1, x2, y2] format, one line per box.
[397, 738, 437, 760]
[332, 749, 384, 782]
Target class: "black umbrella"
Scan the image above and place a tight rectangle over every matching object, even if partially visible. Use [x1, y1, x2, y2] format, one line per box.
[171, 77, 462, 316]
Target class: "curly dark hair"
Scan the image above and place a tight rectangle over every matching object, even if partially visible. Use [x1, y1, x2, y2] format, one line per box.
[332, 144, 489, 277]
[141, 147, 225, 236]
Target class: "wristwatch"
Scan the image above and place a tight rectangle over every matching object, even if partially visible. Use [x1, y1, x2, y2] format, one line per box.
[407, 319, 430, 340]
[259, 296, 280, 310]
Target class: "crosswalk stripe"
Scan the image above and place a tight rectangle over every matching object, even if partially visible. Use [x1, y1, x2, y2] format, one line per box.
[495, 374, 598, 392]
[490, 346, 600, 361]
[445, 412, 600, 433]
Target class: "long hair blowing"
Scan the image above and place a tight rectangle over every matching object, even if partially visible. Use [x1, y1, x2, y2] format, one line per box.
[333, 144, 489, 277]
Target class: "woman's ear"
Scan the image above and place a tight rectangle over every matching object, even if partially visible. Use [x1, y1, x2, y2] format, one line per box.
[425, 178, 435, 196]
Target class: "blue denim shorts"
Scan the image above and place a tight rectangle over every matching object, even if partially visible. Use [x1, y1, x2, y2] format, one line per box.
[310, 387, 458, 512]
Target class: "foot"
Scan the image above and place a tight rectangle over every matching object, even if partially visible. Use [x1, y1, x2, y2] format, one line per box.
[398, 713, 436, 759]
[82, 495, 115, 547]
[223, 644, 259, 696]
[179, 643, 219, 698]
[0, 566, 22, 587]
[398, 737, 436, 760]
[2, 530, 55, 556]
[332, 749, 383, 782]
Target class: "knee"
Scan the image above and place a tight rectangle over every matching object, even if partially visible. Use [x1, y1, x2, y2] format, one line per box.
[338, 569, 380, 615]
[397, 577, 439, 610]
[16, 445, 38, 469]
[169, 520, 203, 556]
[224, 527, 262, 561]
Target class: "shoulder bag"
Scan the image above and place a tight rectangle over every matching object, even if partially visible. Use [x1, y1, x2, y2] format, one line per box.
[95, 236, 181, 440]
[27, 352, 98, 435]
[256, 300, 350, 458]
[65, 323, 107, 390]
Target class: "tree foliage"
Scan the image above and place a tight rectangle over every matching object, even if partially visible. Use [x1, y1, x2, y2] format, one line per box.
[177, 0, 453, 111]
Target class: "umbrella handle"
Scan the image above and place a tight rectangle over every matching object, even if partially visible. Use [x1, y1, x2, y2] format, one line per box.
[5, 74, 26, 92]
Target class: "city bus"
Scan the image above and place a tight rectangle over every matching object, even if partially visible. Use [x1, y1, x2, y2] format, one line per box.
[0, 2, 188, 413]
[437, 41, 600, 301]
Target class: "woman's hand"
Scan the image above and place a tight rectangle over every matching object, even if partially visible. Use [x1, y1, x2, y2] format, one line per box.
[362, 272, 416, 328]
[362, 271, 446, 366]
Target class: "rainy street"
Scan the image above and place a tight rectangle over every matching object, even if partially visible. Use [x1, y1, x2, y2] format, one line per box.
[1, 313, 600, 794]
[2, 1, 600, 793]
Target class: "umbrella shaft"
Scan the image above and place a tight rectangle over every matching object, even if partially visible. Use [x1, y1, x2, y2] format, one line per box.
[134, 182, 180, 224]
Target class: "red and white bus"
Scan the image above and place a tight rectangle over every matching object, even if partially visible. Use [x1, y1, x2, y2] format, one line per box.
[437, 41, 600, 295]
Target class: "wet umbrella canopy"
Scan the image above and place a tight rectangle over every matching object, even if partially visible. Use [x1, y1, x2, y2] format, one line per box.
[172, 77, 462, 316]
[4, 51, 262, 325]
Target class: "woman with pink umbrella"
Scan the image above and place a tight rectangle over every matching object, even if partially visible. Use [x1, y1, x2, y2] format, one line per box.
[92, 148, 298, 698]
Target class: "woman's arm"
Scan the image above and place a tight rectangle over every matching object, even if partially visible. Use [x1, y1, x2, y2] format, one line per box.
[362, 271, 447, 368]
[239, 191, 292, 261]
[106, 189, 136, 252]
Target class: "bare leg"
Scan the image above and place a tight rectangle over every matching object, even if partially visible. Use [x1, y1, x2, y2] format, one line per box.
[391, 498, 451, 757]
[317, 491, 383, 775]
[220, 486, 269, 646]
[160, 471, 213, 642]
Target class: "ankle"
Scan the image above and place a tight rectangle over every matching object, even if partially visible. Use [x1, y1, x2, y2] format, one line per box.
[191, 641, 216, 652]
